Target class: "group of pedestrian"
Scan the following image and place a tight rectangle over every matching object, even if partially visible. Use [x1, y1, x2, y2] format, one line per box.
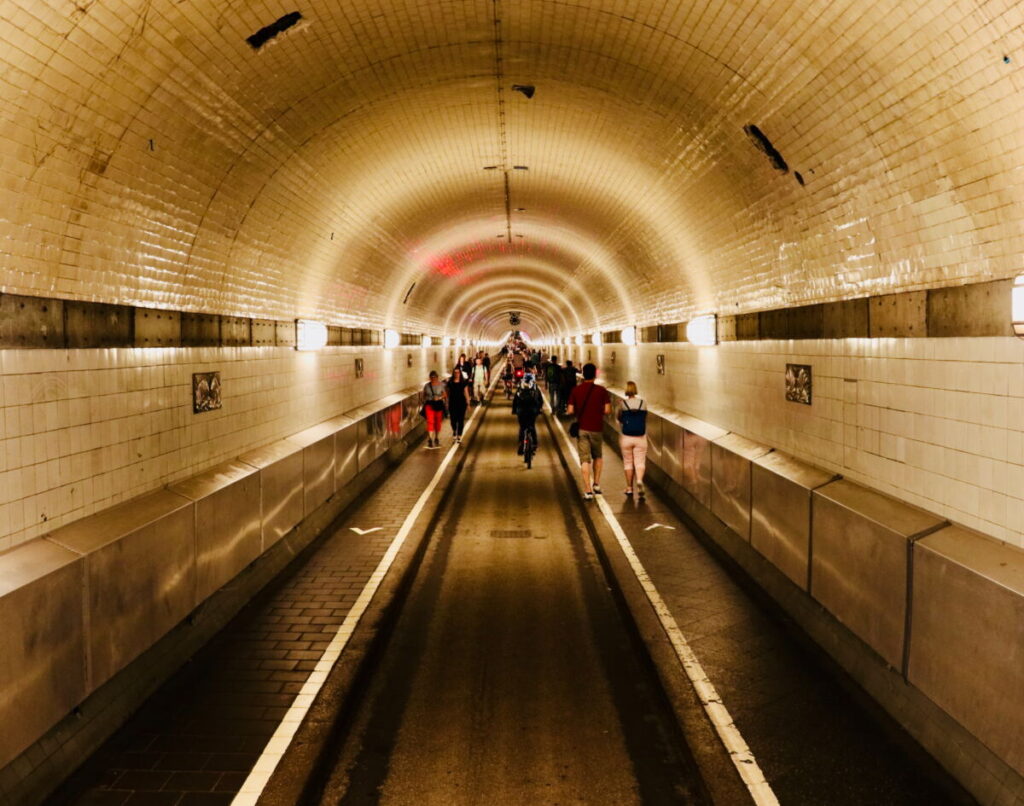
[422, 350, 492, 448]
[564, 363, 648, 500]
[421, 346, 649, 503]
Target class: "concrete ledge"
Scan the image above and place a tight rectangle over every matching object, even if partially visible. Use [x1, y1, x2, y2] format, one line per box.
[46, 489, 198, 693]
[0, 541, 86, 771]
[239, 439, 305, 550]
[169, 459, 263, 604]
[710, 433, 771, 539]
[597, 392, 1024, 806]
[811, 480, 947, 670]
[751, 451, 837, 591]
[910, 525, 1024, 779]
[0, 388, 424, 802]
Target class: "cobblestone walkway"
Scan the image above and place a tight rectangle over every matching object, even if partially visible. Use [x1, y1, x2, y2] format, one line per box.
[54, 437, 454, 806]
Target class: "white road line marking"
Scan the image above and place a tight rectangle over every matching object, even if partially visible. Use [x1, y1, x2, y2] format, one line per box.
[644, 522, 676, 531]
[547, 398, 779, 806]
[349, 526, 382, 535]
[231, 389, 494, 806]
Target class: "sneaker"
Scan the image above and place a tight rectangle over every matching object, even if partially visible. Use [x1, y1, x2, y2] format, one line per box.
[592, 485, 602, 495]
[583, 491, 595, 501]
[624, 488, 633, 496]
[637, 481, 645, 499]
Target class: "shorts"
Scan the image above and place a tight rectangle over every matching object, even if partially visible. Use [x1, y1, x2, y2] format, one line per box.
[620, 434, 647, 472]
[576, 429, 603, 462]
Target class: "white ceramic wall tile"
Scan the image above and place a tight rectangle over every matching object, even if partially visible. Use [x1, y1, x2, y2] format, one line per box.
[596, 337, 1024, 548]
[0, 345, 445, 549]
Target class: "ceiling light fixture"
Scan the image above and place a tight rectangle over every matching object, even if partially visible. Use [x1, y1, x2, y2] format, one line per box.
[383, 329, 400, 349]
[622, 326, 637, 346]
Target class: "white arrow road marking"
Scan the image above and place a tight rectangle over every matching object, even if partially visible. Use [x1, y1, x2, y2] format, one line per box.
[349, 527, 382, 535]
[644, 522, 676, 531]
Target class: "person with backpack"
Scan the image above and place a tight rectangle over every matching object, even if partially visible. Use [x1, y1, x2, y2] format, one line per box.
[512, 372, 544, 455]
[566, 363, 610, 500]
[617, 381, 649, 499]
[471, 356, 489, 404]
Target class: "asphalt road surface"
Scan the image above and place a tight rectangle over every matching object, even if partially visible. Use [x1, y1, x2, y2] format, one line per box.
[316, 397, 710, 805]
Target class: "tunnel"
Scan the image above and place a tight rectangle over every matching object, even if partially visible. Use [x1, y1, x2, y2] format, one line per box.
[1, 1, 1023, 804]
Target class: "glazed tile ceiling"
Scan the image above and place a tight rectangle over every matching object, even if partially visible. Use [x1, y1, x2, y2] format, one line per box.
[1, 1, 1022, 340]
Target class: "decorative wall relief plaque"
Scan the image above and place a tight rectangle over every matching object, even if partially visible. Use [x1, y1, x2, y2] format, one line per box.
[192, 371, 221, 413]
[785, 363, 812, 404]
[407, 353, 413, 367]
[610, 351, 616, 365]
[656, 354, 665, 375]
[354, 358, 364, 378]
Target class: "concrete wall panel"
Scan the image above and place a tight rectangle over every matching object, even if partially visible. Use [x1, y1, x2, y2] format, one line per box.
[169, 461, 262, 603]
[811, 480, 946, 668]
[288, 425, 337, 515]
[45, 490, 197, 689]
[238, 440, 305, 550]
[909, 526, 1024, 776]
[0, 541, 86, 768]
[711, 434, 772, 540]
[750, 452, 837, 590]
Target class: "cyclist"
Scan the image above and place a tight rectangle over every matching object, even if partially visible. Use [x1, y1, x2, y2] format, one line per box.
[502, 360, 515, 398]
[512, 372, 543, 456]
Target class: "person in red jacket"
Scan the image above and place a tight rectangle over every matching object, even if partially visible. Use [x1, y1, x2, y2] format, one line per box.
[566, 363, 611, 500]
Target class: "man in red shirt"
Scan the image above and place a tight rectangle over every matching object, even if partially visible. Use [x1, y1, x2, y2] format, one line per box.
[566, 363, 611, 500]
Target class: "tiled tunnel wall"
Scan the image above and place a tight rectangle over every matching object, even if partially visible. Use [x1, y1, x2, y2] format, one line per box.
[0, 345, 453, 551]
[564, 337, 1024, 548]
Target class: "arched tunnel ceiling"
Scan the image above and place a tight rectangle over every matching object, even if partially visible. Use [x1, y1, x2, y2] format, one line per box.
[2, 1, 1022, 343]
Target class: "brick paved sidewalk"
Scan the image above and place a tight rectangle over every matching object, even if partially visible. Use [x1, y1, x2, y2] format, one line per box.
[560, 414, 958, 806]
[53, 443, 453, 806]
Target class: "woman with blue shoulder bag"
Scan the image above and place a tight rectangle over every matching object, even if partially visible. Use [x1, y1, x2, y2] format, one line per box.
[617, 381, 648, 499]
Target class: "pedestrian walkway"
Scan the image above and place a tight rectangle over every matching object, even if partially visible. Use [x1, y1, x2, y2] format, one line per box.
[50, 432, 458, 806]
[51, 390, 969, 806]
[549, 405, 965, 805]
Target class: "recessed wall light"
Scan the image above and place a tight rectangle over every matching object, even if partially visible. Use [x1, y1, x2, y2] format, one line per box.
[686, 314, 718, 346]
[295, 319, 327, 351]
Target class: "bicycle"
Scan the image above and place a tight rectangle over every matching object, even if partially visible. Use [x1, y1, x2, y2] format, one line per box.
[521, 425, 537, 469]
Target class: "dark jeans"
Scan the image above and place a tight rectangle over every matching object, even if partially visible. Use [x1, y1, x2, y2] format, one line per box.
[560, 386, 575, 412]
[450, 407, 466, 436]
[547, 383, 559, 411]
[517, 416, 538, 448]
